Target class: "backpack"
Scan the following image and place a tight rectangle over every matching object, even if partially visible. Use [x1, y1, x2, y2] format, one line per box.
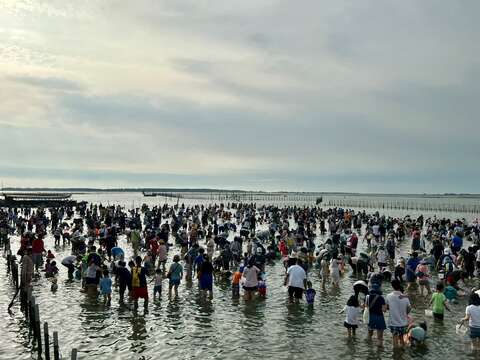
[132, 266, 141, 287]
[443, 258, 454, 273]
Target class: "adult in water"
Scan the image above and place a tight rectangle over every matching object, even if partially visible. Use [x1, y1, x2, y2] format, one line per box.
[168, 255, 183, 298]
[461, 292, 480, 351]
[242, 259, 260, 301]
[366, 283, 387, 346]
[131, 256, 149, 310]
[386, 280, 411, 348]
[284, 257, 307, 303]
[61, 255, 81, 280]
[199, 255, 214, 299]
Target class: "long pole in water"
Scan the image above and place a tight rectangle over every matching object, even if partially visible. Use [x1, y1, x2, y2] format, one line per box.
[53, 331, 59, 360]
[35, 304, 42, 358]
[44, 322, 50, 360]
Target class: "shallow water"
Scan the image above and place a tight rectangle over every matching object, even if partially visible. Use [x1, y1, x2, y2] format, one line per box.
[1, 193, 479, 359]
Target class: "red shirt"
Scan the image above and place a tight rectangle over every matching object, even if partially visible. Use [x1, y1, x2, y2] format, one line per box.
[150, 240, 159, 254]
[32, 239, 45, 254]
[279, 241, 288, 256]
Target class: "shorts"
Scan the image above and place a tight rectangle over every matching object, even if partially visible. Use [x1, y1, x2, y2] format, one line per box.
[344, 322, 358, 329]
[132, 287, 148, 300]
[169, 278, 181, 286]
[32, 254, 43, 267]
[153, 285, 162, 294]
[389, 325, 408, 336]
[470, 327, 480, 339]
[378, 262, 387, 268]
[199, 273, 213, 291]
[418, 279, 430, 286]
[433, 312, 444, 320]
[85, 277, 97, 285]
[243, 286, 257, 292]
[288, 286, 304, 299]
[368, 314, 387, 331]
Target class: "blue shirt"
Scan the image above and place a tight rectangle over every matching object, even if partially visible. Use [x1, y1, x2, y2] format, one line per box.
[194, 255, 204, 267]
[169, 263, 183, 281]
[452, 236, 463, 249]
[99, 277, 112, 294]
[406, 257, 420, 282]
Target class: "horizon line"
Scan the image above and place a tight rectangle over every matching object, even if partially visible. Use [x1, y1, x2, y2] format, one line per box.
[2, 187, 479, 197]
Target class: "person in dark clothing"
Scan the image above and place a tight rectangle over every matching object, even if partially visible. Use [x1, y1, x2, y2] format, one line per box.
[116, 261, 131, 304]
[199, 256, 214, 299]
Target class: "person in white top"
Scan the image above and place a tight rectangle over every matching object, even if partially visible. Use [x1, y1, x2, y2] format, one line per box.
[339, 295, 362, 337]
[284, 258, 307, 303]
[329, 258, 340, 286]
[386, 279, 411, 349]
[475, 248, 480, 271]
[461, 293, 480, 350]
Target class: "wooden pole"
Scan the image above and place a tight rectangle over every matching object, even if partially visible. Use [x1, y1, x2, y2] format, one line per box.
[35, 304, 42, 358]
[53, 331, 60, 360]
[29, 296, 36, 338]
[44, 322, 50, 360]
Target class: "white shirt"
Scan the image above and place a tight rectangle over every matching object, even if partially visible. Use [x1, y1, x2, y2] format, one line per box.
[466, 305, 480, 328]
[287, 264, 307, 289]
[377, 250, 388, 264]
[86, 264, 98, 279]
[386, 291, 410, 327]
[344, 305, 361, 325]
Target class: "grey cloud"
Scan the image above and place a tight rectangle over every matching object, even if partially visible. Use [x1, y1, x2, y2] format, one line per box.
[2, 0, 480, 192]
[7, 75, 84, 92]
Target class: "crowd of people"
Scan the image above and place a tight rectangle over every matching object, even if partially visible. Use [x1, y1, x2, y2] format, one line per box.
[2, 201, 480, 351]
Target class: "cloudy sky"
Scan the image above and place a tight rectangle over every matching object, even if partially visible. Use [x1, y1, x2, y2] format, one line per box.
[0, 1, 478, 193]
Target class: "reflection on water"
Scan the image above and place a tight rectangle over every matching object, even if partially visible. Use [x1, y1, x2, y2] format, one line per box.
[0, 193, 479, 359]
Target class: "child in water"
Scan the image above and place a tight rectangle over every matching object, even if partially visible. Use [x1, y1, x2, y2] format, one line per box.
[444, 280, 459, 303]
[258, 277, 267, 298]
[339, 295, 361, 337]
[99, 269, 112, 305]
[232, 267, 242, 298]
[405, 321, 427, 346]
[430, 282, 451, 320]
[45, 261, 59, 278]
[305, 281, 316, 306]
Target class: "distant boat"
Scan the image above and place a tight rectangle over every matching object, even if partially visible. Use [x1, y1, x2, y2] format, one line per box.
[0, 191, 78, 207]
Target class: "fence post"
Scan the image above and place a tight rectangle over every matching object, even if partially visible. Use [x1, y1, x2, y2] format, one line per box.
[71, 348, 78, 360]
[35, 304, 42, 358]
[29, 296, 36, 338]
[44, 322, 50, 360]
[53, 331, 60, 360]
[6, 253, 11, 273]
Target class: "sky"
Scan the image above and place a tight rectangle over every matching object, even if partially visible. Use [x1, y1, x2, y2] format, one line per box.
[0, 0, 479, 193]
